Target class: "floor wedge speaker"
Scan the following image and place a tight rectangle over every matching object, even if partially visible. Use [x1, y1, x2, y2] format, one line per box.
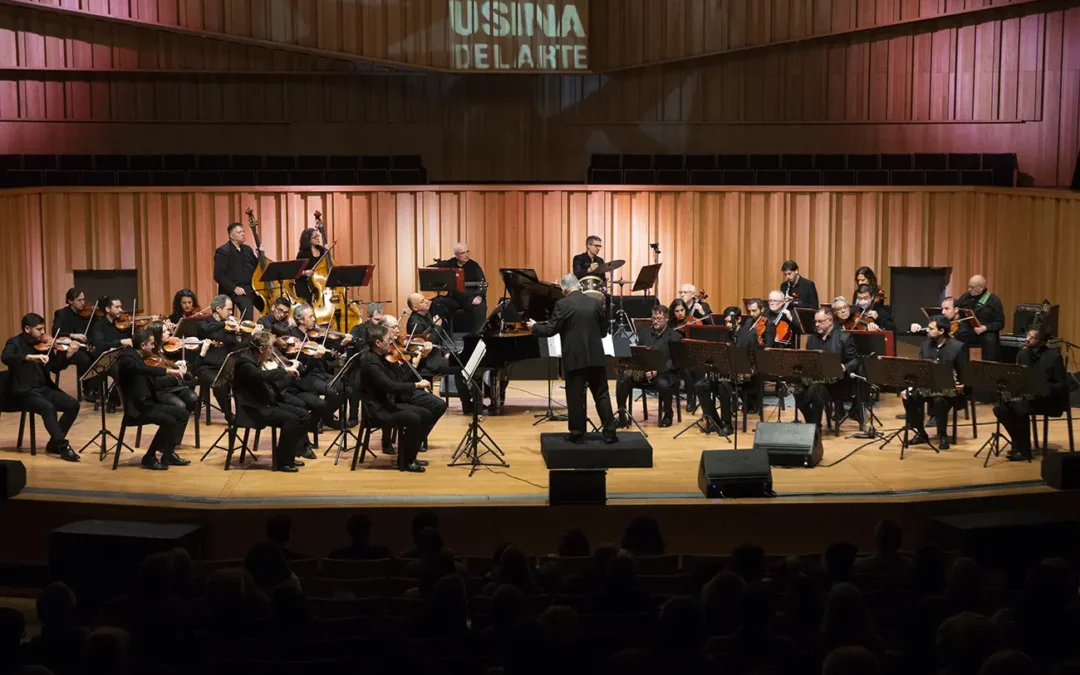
[1043, 451, 1080, 490]
[754, 422, 822, 467]
[698, 449, 773, 498]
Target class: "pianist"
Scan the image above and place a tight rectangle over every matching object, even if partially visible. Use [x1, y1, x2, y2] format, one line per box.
[432, 242, 487, 335]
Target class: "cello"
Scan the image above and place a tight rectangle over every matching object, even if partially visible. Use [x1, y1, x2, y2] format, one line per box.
[247, 206, 295, 313]
[308, 210, 338, 325]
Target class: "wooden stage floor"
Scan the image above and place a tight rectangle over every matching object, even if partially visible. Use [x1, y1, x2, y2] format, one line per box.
[1, 378, 1066, 510]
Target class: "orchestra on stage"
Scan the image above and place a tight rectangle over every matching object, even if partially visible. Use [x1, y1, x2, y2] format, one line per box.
[3, 212, 1074, 472]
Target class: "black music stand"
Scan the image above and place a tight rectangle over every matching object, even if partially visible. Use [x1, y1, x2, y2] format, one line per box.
[77, 348, 127, 461]
[325, 264, 374, 333]
[755, 349, 843, 423]
[325, 353, 362, 464]
[262, 260, 306, 304]
[534, 336, 568, 426]
[686, 326, 733, 343]
[672, 341, 751, 446]
[632, 263, 662, 295]
[200, 351, 248, 463]
[609, 345, 668, 437]
[419, 267, 459, 294]
[864, 356, 954, 459]
[449, 339, 509, 477]
[961, 360, 1049, 467]
[843, 333, 888, 434]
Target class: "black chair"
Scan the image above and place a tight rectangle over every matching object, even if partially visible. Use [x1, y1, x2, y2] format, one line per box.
[856, 170, 889, 185]
[822, 170, 856, 185]
[24, 155, 58, 170]
[621, 154, 652, 170]
[749, 155, 781, 170]
[685, 155, 717, 171]
[781, 154, 814, 170]
[656, 169, 689, 185]
[689, 170, 723, 185]
[44, 171, 80, 186]
[960, 170, 994, 186]
[58, 155, 94, 170]
[351, 401, 382, 471]
[913, 153, 948, 170]
[101, 392, 142, 470]
[79, 170, 117, 186]
[0, 372, 38, 456]
[328, 155, 361, 170]
[5, 170, 44, 187]
[789, 170, 822, 186]
[390, 169, 425, 185]
[629, 380, 682, 425]
[890, 170, 925, 186]
[588, 168, 622, 184]
[950, 396, 978, 444]
[324, 169, 358, 185]
[590, 154, 620, 170]
[117, 170, 152, 186]
[814, 154, 846, 170]
[232, 155, 265, 171]
[717, 154, 749, 170]
[357, 169, 390, 185]
[221, 170, 256, 186]
[1031, 406, 1075, 453]
[151, 170, 187, 186]
[755, 169, 788, 185]
[623, 169, 655, 184]
[653, 154, 684, 170]
[880, 154, 913, 170]
[130, 155, 164, 171]
[723, 170, 755, 185]
[391, 155, 423, 170]
[163, 155, 197, 170]
[0, 155, 22, 170]
[925, 170, 961, 186]
[197, 155, 230, 170]
[188, 170, 222, 186]
[256, 170, 289, 185]
[847, 154, 880, 171]
[224, 406, 278, 471]
[290, 169, 325, 186]
[265, 155, 297, 171]
[948, 153, 981, 171]
[362, 155, 392, 170]
[297, 155, 328, 170]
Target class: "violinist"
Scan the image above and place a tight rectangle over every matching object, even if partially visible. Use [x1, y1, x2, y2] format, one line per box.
[901, 315, 966, 450]
[994, 328, 1069, 462]
[146, 321, 200, 415]
[676, 284, 713, 324]
[853, 285, 894, 331]
[794, 309, 860, 431]
[668, 298, 697, 411]
[348, 302, 385, 358]
[295, 225, 330, 304]
[615, 305, 682, 429]
[781, 260, 819, 312]
[669, 299, 690, 329]
[230, 330, 314, 473]
[406, 293, 474, 415]
[287, 303, 346, 433]
[213, 221, 260, 321]
[195, 295, 243, 424]
[51, 288, 96, 400]
[382, 315, 447, 441]
[2, 313, 82, 462]
[258, 296, 295, 336]
[854, 266, 882, 302]
[432, 242, 487, 335]
[359, 322, 436, 473]
[695, 303, 767, 435]
[89, 297, 134, 413]
[117, 328, 190, 470]
[955, 275, 1005, 362]
[168, 289, 203, 325]
[941, 297, 972, 343]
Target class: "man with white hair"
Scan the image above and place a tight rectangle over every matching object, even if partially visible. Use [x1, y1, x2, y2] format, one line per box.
[955, 274, 1005, 362]
[676, 284, 712, 324]
[527, 274, 618, 444]
[432, 242, 487, 335]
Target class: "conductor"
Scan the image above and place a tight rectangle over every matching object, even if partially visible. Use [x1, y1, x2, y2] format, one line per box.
[527, 274, 618, 445]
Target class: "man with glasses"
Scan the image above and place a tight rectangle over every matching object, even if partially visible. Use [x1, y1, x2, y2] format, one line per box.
[793, 309, 860, 431]
[955, 274, 1005, 362]
[432, 242, 487, 335]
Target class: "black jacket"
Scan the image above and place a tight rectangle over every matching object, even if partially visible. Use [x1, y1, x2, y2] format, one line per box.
[90, 319, 129, 351]
[639, 324, 682, 373]
[52, 306, 94, 339]
[805, 328, 860, 377]
[956, 291, 1006, 333]
[197, 319, 242, 368]
[213, 241, 258, 297]
[434, 258, 486, 307]
[359, 351, 417, 417]
[116, 348, 169, 413]
[736, 317, 773, 349]
[572, 252, 604, 280]
[2, 335, 68, 396]
[858, 304, 895, 332]
[783, 276, 819, 312]
[1020, 344, 1070, 414]
[530, 291, 608, 372]
[232, 351, 289, 410]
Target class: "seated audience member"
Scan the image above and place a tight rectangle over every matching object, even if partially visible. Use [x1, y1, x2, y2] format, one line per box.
[562, 544, 618, 596]
[979, 650, 1039, 675]
[701, 571, 747, 636]
[556, 528, 590, 558]
[911, 545, 948, 595]
[265, 514, 309, 561]
[822, 583, 887, 656]
[400, 510, 439, 559]
[620, 516, 665, 556]
[482, 546, 539, 597]
[823, 645, 883, 675]
[0, 607, 27, 674]
[83, 627, 130, 675]
[591, 554, 652, 615]
[937, 612, 1004, 675]
[412, 575, 469, 640]
[243, 543, 299, 597]
[853, 519, 913, 576]
[327, 514, 392, 560]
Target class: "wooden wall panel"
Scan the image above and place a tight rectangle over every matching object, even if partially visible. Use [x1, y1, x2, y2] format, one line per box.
[1, 185, 1079, 351]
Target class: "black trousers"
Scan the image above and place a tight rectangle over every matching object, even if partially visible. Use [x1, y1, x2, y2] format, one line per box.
[244, 402, 315, 469]
[134, 404, 189, 456]
[695, 377, 760, 429]
[375, 403, 434, 467]
[405, 390, 447, 439]
[903, 392, 956, 438]
[24, 387, 79, 443]
[971, 330, 1001, 362]
[794, 382, 849, 428]
[299, 374, 343, 425]
[420, 352, 474, 409]
[157, 383, 199, 414]
[993, 398, 1055, 456]
[565, 366, 615, 438]
[681, 369, 699, 406]
[617, 372, 677, 417]
[197, 366, 232, 420]
[432, 296, 487, 335]
[230, 292, 256, 322]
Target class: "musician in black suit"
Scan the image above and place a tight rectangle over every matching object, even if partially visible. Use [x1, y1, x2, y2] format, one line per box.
[615, 305, 682, 428]
[853, 285, 895, 331]
[902, 315, 967, 449]
[89, 296, 134, 413]
[794, 309, 860, 429]
[213, 221, 261, 319]
[359, 322, 435, 473]
[2, 313, 82, 462]
[116, 328, 190, 470]
[407, 293, 473, 414]
[431, 242, 487, 335]
[527, 274, 617, 444]
[676, 284, 713, 325]
[287, 303, 347, 433]
[956, 274, 1006, 362]
[196, 295, 243, 424]
[52, 287, 96, 399]
[572, 235, 605, 281]
[231, 331, 317, 473]
[781, 260, 820, 312]
[696, 301, 771, 434]
[257, 296, 294, 336]
[995, 328, 1070, 461]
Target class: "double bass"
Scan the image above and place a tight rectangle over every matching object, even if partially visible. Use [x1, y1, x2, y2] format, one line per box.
[247, 207, 296, 313]
[306, 210, 362, 330]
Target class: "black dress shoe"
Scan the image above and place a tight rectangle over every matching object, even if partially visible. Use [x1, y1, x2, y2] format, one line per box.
[105, 402, 117, 415]
[910, 431, 930, 445]
[658, 415, 673, 428]
[279, 465, 299, 473]
[293, 459, 305, 467]
[1007, 452, 1032, 462]
[299, 446, 317, 460]
[563, 434, 585, 444]
[615, 413, 631, 429]
[163, 452, 190, 466]
[346, 418, 359, 428]
[938, 436, 950, 450]
[58, 444, 80, 463]
[686, 400, 699, 414]
[381, 445, 397, 456]
[415, 459, 429, 467]
[141, 454, 167, 471]
[603, 433, 619, 445]
[399, 461, 426, 473]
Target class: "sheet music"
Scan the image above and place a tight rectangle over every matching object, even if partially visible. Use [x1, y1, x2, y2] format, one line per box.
[464, 339, 487, 382]
[546, 335, 562, 359]
[602, 335, 615, 356]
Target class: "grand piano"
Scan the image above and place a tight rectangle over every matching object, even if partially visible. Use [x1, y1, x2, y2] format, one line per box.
[461, 268, 565, 412]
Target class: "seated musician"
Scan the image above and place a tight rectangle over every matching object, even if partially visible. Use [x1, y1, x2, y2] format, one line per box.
[794, 309, 860, 431]
[146, 321, 201, 415]
[994, 328, 1070, 462]
[287, 303, 347, 432]
[941, 297, 973, 344]
[52, 287, 96, 400]
[616, 305, 682, 428]
[359, 322, 437, 473]
[676, 285, 713, 325]
[956, 275, 1005, 362]
[854, 266, 882, 301]
[572, 235, 605, 281]
[764, 290, 796, 344]
[901, 315, 966, 450]
[196, 295, 243, 424]
[833, 295, 890, 333]
[669, 298, 690, 329]
[669, 298, 697, 412]
[349, 302, 385, 356]
[232, 331, 316, 473]
[168, 289, 203, 325]
[258, 296, 295, 335]
[2, 313, 82, 462]
[853, 285, 894, 331]
[407, 293, 475, 414]
[117, 328, 190, 470]
[384, 315, 447, 443]
[89, 297, 135, 413]
[431, 243, 487, 335]
[696, 301, 770, 434]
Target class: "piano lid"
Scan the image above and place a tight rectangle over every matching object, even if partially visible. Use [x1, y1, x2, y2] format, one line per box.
[496, 268, 565, 323]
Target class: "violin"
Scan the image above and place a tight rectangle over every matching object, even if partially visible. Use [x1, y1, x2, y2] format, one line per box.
[34, 336, 84, 353]
[77, 305, 100, 319]
[161, 336, 220, 354]
[224, 318, 258, 334]
[306, 325, 350, 341]
[143, 352, 177, 369]
[115, 313, 163, 332]
[848, 289, 886, 331]
[182, 306, 210, 320]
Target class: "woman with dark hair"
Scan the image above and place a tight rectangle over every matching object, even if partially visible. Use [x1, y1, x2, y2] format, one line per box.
[621, 516, 666, 556]
[295, 226, 331, 303]
[854, 267, 881, 299]
[146, 321, 200, 414]
[720, 306, 742, 331]
[168, 289, 202, 325]
[668, 298, 690, 328]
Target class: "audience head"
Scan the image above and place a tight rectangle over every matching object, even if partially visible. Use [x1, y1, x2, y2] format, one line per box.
[430, 574, 467, 627]
[621, 516, 665, 556]
[410, 510, 438, 545]
[0, 607, 25, 653]
[702, 571, 747, 634]
[731, 543, 766, 583]
[416, 526, 444, 560]
[823, 646, 882, 675]
[557, 528, 590, 557]
[419, 549, 459, 599]
[785, 573, 825, 624]
[243, 542, 292, 593]
[265, 514, 293, 546]
[83, 627, 130, 675]
[980, 649, 1038, 675]
[496, 545, 535, 593]
[947, 558, 986, 613]
[346, 513, 372, 546]
[873, 519, 903, 556]
[937, 612, 1004, 675]
[605, 553, 638, 591]
[823, 583, 878, 648]
[658, 596, 706, 651]
[824, 542, 858, 584]
[535, 561, 563, 595]
[912, 545, 948, 594]
[36, 581, 78, 629]
[271, 583, 310, 628]
[538, 605, 579, 646]
[491, 583, 528, 628]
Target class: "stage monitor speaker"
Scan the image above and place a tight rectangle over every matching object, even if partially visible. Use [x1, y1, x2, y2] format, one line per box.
[0, 460, 26, 499]
[618, 295, 662, 319]
[72, 269, 138, 308]
[753, 422, 822, 468]
[549, 469, 606, 505]
[888, 266, 951, 336]
[698, 449, 773, 498]
[1042, 451, 1080, 490]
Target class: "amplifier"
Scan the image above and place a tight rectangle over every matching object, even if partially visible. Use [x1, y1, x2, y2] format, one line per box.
[698, 449, 773, 498]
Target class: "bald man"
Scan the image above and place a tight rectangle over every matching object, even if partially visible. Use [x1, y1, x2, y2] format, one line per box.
[406, 293, 474, 414]
[955, 274, 1005, 362]
[432, 242, 487, 335]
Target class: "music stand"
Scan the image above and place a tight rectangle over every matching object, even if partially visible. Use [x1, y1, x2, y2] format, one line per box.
[632, 264, 662, 295]
[200, 351, 247, 463]
[609, 346, 668, 437]
[534, 336, 568, 426]
[449, 339, 508, 477]
[172, 317, 202, 338]
[960, 360, 1049, 467]
[419, 267, 461, 294]
[325, 264, 374, 333]
[686, 326, 733, 343]
[864, 356, 955, 459]
[324, 353, 362, 464]
[262, 260, 306, 304]
[755, 349, 843, 423]
[77, 348, 126, 461]
[672, 341, 753, 447]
